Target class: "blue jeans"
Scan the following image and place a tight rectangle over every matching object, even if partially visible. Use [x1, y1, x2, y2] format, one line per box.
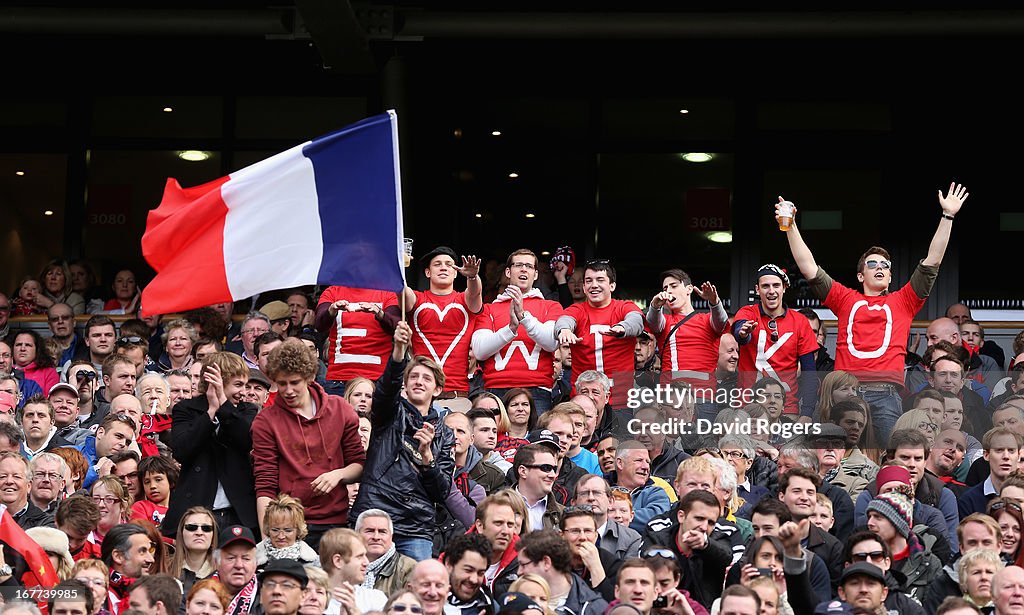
[324, 379, 347, 398]
[861, 387, 903, 447]
[488, 386, 553, 415]
[395, 537, 434, 560]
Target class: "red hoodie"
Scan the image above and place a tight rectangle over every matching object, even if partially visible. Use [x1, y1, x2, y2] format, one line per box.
[251, 382, 366, 525]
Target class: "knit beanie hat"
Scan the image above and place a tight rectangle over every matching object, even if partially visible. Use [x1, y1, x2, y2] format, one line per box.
[866, 491, 914, 539]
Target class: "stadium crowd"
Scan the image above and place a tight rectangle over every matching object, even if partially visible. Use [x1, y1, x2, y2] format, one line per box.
[1, 184, 1022, 615]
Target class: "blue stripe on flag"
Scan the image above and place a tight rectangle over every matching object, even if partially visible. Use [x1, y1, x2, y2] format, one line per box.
[303, 112, 405, 292]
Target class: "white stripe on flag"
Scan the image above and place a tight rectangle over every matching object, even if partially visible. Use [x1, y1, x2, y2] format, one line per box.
[222, 142, 325, 299]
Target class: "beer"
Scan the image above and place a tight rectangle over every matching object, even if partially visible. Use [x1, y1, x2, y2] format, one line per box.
[403, 238, 414, 267]
[777, 200, 794, 232]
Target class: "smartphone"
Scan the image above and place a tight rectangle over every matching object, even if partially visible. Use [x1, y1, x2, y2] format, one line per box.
[756, 568, 774, 577]
[653, 596, 668, 609]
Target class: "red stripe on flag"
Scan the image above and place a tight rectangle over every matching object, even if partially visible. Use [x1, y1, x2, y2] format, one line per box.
[0, 508, 60, 588]
[141, 176, 232, 315]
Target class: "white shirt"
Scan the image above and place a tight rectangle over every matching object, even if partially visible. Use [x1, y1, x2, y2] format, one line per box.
[519, 488, 548, 531]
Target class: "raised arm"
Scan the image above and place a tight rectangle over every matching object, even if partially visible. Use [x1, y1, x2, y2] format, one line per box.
[922, 182, 969, 266]
[775, 197, 820, 281]
[457, 255, 483, 313]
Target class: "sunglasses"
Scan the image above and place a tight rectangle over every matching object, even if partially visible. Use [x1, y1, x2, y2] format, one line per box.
[864, 259, 891, 270]
[642, 548, 677, 560]
[117, 336, 144, 345]
[851, 550, 886, 562]
[990, 500, 1024, 514]
[390, 606, 423, 614]
[184, 524, 214, 533]
[526, 463, 558, 474]
[767, 318, 779, 343]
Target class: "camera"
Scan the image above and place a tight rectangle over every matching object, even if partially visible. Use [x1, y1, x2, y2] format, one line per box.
[653, 596, 668, 609]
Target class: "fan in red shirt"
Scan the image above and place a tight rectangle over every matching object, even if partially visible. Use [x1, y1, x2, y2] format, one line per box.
[554, 260, 643, 407]
[780, 182, 969, 443]
[732, 264, 819, 419]
[315, 285, 400, 395]
[472, 248, 564, 414]
[400, 246, 483, 396]
[646, 268, 728, 414]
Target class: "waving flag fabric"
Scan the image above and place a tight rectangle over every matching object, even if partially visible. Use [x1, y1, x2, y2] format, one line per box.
[141, 110, 405, 315]
[0, 504, 60, 589]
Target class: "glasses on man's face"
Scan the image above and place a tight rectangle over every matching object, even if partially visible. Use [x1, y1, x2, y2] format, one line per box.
[48, 314, 73, 322]
[242, 328, 268, 336]
[562, 527, 596, 537]
[722, 450, 749, 460]
[32, 471, 62, 482]
[509, 262, 536, 270]
[864, 259, 892, 270]
[574, 490, 607, 499]
[526, 464, 557, 474]
[184, 524, 215, 533]
[851, 550, 886, 563]
[767, 318, 779, 343]
[917, 422, 940, 433]
[389, 605, 423, 614]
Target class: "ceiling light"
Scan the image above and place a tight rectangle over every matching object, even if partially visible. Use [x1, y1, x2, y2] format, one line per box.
[474, 213, 482, 219]
[508, 172, 519, 179]
[681, 153, 713, 163]
[679, 109, 689, 114]
[491, 130, 502, 136]
[44, 210, 54, 216]
[540, 251, 551, 256]
[706, 231, 732, 243]
[525, 213, 536, 218]
[177, 150, 211, 162]
[163, 107, 173, 113]
[15, 171, 25, 176]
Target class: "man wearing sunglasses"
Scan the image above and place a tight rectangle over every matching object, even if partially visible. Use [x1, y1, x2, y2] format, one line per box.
[733, 264, 819, 422]
[512, 444, 563, 532]
[779, 183, 969, 444]
[843, 530, 926, 615]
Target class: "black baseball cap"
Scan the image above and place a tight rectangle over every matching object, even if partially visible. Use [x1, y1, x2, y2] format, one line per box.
[838, 562, 886, 585]
[496, 593, 543, 614]
[218, 525, 257, 549]
[527, 429, 561, 453]
[260, 558, 309, 588]
[420, 246, 459, 267]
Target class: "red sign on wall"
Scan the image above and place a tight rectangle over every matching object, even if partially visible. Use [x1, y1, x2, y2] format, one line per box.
[683, 188, 732, 232]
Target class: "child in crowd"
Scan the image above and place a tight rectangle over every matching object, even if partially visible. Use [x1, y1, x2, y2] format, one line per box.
[130, 454, 179, 530]
[11, 277, 46, 316]
[810, 492, 835, 532]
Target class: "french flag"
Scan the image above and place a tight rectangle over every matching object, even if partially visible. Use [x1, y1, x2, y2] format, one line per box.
[141, 111, 405, 315]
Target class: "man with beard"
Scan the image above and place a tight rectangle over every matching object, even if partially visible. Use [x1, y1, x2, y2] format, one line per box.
[830, 563, 890, 615]
[442, 533, 493, 615]
[926, 429, 969, 498]
[733, 264, 818, 421]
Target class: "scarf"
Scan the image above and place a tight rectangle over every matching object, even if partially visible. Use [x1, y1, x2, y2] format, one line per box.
[263, 538, 306, 563]
[139, 414, 173, 458]
[108, 570, 138, 615]
[365, 545, 397, 589]
[214, 572, 258, 615]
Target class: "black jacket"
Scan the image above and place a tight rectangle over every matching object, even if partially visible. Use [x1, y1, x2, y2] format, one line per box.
[806, 523, 844, 591]
[350, 356, 455, 541]
[163, 395, 259, 536]
[641, 513, 731, 609]
[558, 573, 609, 615]
[14, 501, 54, 530]
[649, 446, 689, 483]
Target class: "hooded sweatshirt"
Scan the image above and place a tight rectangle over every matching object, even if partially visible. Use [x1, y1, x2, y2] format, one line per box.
[251, 381, 366, 525]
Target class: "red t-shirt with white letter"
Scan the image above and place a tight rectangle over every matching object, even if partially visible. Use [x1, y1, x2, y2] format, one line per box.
[734, 305, 818, 415]
[655, 311, 722, 401]
[318, 286, 398, 381]
[411, 290, 478, 392]
[564, 300, 642, 406]
[475, 295, 564, 389]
